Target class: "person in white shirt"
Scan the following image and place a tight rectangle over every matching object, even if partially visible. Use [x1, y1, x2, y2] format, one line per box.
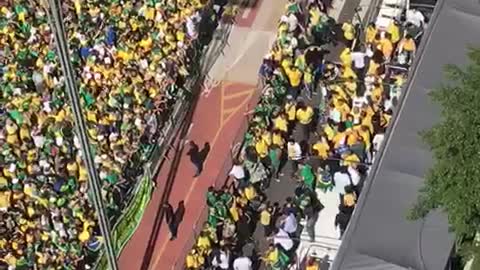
[281, 12, 299, 33]
[406, 9, 425, 28]
[186, 12, 201, 39]
[287, 138, 302, 177]
[372, 133, 385, 161]
[334, 168, 351, 196]
[281, 213, 298, 235]
[273, 228, 294, 251]
[351, 48, 367, 80]
[347, 165, 361, 186]
[233, 256, 253, 270]
[229, 159, 246, 188]
[211, 248, 230, 270]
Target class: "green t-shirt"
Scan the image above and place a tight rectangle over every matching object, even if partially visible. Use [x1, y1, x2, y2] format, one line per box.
[269, 149, 280, 168]
[206, 191, 217, 206]
[301, 164, 315, 190]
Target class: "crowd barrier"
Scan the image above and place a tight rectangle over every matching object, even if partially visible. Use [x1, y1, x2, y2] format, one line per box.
[91, 1, 232, 268]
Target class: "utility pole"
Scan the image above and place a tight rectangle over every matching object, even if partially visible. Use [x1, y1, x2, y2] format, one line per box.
[45, 0, 119, 269]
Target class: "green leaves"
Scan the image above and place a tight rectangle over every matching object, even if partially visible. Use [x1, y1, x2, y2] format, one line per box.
[411, 48, 480, 262]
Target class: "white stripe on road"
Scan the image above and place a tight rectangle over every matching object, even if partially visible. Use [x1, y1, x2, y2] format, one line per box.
[187, 123, 194, 136]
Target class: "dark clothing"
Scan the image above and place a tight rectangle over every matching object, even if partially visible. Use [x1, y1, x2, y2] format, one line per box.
[335, 211, 351, 237]
[164, 204, 176, 238]
[187, 143, 201, 163]
[164, 204, 174, 225]
[306, 211, 319, 241]
[187, 143, 203, 176]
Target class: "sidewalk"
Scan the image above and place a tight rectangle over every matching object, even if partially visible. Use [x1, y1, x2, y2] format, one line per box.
[118, 1, 285, 269]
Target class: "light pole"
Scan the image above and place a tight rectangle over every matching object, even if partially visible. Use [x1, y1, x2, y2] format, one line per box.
[45, 0, 119, 269]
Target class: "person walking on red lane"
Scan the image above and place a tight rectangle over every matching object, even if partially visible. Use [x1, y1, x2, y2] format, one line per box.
[187, 141, 203, 177]
[163, 202, 176, 240]
[163, 201, 186, 241]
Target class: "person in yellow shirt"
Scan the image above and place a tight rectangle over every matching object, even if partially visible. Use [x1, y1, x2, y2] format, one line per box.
[342, 21, 355, 48]
[186, 248, 204, 270]
[332, 126, 347, 149]
[312, 135, 330, 159]
[261, 130, 272, 146]
[260, 206, 273, 236]
[344, 76, 357, 97]
[285, 66, 303, 98]
[284, 96, 297, 133]
[398, 34, 417, 63]
[387, 20, 401, 44]
[0, 187, 11, 212]
[340, 65, 357, 80]
[196, 231, 211, 255]
[339, 47, 352, 67]
[342, 151, 361, 167]
[380, 33, 394, 61]
[255, 135, 269, 159]
[273, 113, 288, 133]
[296, 101, 314, 141]
[371, 82, 384, 104]
[365, 22, 377, 44]
[272, 129, 286, 148]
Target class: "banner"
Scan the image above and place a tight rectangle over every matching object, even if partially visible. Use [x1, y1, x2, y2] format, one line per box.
[95, 168, 153, 270]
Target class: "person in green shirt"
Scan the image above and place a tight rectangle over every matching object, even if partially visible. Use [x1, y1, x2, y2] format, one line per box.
[299, 163, 315, 191]
[269, 144, 282, 182]
[206, 186, 217, 207]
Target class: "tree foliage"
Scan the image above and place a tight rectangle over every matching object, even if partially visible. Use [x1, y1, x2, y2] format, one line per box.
[410, 48, 480, 258]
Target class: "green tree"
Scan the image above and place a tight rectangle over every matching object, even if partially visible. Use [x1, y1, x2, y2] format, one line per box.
[410, 48, 480, 260]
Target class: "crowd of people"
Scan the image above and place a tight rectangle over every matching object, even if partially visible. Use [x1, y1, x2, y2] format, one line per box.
[0, 0, 224, 268]
[183, 0, 426, 269]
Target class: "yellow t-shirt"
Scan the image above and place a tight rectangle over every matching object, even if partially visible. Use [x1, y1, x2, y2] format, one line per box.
[0, 191, 11, 209]
[260, 210, 271, 226]
[367, 60, 379, 76]
[186, 253, 197, 268]
[79, 230, 90, 243]
[341, 67, 357, 80]
[313, 141, 330, 159]
[401, 38, 416, 52]
[285, 103, 296, 121]
[365, 25, 377, 44]
[262, 132, 272, 146]
[343, 153, 360, 167]
[380, 38, 393, 59]
[255, 139, 269, 158]
[387, 22, 400, 43]
[324, 124, 335, 141]
[339, 48, 351, 67]
[197, 236, 211, 250]
[272, 133, 285, 147]
[296, 107, 314, 124]
[342, 23, 355, 41]
[285, 68, 302, 87]
[274, 117, 288, 132]
[245, 186, 257, 201]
